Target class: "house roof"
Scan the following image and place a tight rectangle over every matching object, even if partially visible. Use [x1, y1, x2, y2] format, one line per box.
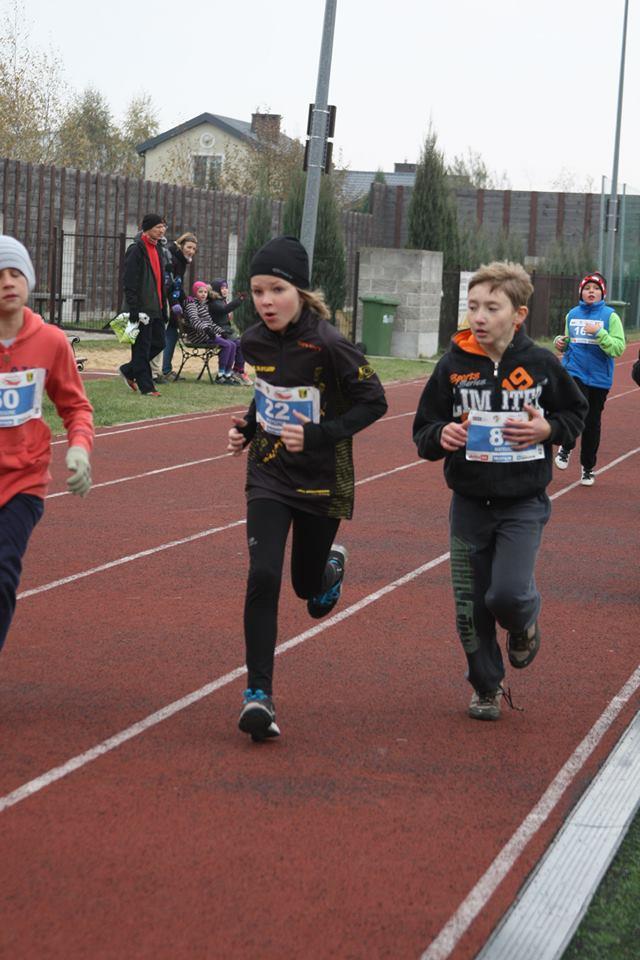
[342, 169, 417, 201]
[136, 112, 291, 155]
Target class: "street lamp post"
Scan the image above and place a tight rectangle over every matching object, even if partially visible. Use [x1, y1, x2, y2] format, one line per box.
[604, 0, 629, 288]
[300, 0, 338, 275]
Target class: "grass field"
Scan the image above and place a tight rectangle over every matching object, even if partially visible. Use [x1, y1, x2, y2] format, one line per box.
[43, 339, 435, 434]
[45, 333, 640, 952]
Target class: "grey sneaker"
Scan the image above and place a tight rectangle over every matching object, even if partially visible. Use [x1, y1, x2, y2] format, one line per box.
[507, 621, 541, 669]
[580, 467, 595, 486]
[555, 448, 570, 470]
[238, 689, 280, 742]
[469, 688, 502, 721]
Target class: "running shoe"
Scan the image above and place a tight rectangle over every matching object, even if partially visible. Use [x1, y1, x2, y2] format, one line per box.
[507, 621, 540, 669]
[468, 688, 502, 721]
[554, 448, 570, 470]
[580, 467, 595, 486]
[141, 390, 161, 397]
[307, 545, 348, 619]
[118, 366, 137, 392]
[238, 688, 280, 742]
[237, 372, 253, 385]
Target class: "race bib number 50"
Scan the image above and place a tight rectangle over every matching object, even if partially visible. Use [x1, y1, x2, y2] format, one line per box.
[466, 410, 545, 463]
[254, 378, 320, 436]
[0, 368, 45, 428]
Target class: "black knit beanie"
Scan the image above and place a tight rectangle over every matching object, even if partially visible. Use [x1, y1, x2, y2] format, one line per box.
[141, 213, 166, 232]
[249, 236, 310, 290]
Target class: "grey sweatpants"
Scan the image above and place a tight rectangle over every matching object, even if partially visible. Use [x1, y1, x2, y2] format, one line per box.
[449, 492, 551, 694]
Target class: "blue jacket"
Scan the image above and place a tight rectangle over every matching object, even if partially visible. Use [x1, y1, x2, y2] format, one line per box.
[562, 300, 625, 389]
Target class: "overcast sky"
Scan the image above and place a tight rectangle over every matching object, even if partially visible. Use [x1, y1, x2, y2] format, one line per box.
[17, 0, 640, 192]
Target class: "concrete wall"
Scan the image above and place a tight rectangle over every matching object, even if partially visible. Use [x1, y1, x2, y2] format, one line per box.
[357, 247, 443, 358]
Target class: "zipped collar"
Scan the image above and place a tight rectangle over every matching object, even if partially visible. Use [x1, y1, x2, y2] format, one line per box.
[451, 324, 531, 359]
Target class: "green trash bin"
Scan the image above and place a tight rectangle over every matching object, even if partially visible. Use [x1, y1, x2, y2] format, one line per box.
[359, 296, 399, 355]
[608, 300, 630, 323]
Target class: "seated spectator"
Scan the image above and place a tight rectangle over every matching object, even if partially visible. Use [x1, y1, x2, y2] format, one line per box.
[184, 281, 239, 385]
[209, 279, 252, 385]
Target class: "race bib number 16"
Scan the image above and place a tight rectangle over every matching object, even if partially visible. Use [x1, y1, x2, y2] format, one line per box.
[254, 378, 320, 436]
[0, 368, 45, 428]
[466, 410, 545, 463]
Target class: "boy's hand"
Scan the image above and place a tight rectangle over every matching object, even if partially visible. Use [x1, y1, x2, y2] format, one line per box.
[440, 419, 469, 452]
[66, 446, 91, 497]
[553, 335, 569, 353]
[583, 321, 600, 335]
[503, 405, 551, 450]
[280, 410, 310, 452]
[227, 416, 247, 455]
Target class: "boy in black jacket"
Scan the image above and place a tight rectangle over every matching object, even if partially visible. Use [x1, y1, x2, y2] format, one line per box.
[413, 261, 587, 720]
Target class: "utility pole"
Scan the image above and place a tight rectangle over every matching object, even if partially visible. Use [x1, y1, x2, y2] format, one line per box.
[300, 0, 337, 275]
[605, 0, 629, 287]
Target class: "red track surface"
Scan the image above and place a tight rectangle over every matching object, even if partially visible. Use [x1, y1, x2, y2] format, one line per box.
[1, 365, 639, 959]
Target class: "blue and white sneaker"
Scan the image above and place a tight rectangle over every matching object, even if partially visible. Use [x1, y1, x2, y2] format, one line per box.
[238, 688, 280, 742]
[307, 545, 348, 620]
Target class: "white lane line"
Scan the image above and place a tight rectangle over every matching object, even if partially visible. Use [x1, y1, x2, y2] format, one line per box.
[17, 520, 247, 600]
[420, 666, 640, 960]
[20, 460, 426, 598]
[475, 708, 640, 960]
[46, 452, 233, 499]
[1, 551, 450, 814]
[51, 409, 246, 445]
[608, 385, 639, 401]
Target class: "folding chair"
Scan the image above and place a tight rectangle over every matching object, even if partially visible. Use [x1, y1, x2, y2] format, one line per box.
[175, 316, 220, 384]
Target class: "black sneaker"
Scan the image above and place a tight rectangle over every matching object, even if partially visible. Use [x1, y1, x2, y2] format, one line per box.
[238, 688, 280, 742]
[507, 621, 541, 669]
[118, 366, 137, 392]
[580, 467, 595, 486]
[554, 448, 570, 470]
[307, 545, 348, 619]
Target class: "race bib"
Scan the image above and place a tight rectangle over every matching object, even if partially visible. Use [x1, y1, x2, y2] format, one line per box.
[568, 317, 603, 345]
[254, 378, 320, 436]
[466, 410, 544, 463]
[0, 368, 45, 428]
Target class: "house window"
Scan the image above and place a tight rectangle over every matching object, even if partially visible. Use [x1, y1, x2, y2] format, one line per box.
[193, 154, 223, 189]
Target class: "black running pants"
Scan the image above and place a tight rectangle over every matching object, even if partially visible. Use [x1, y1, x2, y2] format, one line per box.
[244, 498, 340, 694]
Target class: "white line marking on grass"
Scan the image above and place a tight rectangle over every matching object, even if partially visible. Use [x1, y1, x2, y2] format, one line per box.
[420, 665, 640, 960]
[1, 552, 450, 813]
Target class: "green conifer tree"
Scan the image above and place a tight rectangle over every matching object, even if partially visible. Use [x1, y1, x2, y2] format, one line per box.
[233, 192, 273, 331]
[407, 127, 459, 268]
[281, 170, 347, 321]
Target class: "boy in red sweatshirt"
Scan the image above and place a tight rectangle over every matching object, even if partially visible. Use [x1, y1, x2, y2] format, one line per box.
[0, 236, 94, 653]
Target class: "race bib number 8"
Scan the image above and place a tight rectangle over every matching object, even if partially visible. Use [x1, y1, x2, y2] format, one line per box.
[466, 410, 545, 463]
[254, 378, 320, 436]
[0, 369, 45, 428]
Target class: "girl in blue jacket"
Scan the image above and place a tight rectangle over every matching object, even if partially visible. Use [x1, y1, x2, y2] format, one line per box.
[554, 273, 625, 485]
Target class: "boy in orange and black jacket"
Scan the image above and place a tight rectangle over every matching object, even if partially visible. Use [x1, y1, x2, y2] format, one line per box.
[413, 261, 586, 721]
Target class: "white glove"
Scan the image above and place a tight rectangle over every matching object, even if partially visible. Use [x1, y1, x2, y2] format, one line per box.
[138, 312, 150, 326]
[66, 446, 92, 497]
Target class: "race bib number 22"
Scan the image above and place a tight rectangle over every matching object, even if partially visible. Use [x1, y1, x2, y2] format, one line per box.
[254, 378, 320, 436]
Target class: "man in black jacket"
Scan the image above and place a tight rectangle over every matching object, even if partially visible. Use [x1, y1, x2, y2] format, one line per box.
[413, 261, 587, 721]
[119, 213, 168, 396]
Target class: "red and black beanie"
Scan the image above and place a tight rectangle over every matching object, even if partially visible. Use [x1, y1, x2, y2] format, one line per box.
[579, 273, 607, 299]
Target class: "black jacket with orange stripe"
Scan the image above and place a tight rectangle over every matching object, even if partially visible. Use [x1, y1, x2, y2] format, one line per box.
[413, 326, 587, 500]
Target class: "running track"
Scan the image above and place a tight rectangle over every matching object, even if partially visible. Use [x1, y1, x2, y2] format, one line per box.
[1, 362, 638, 959]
